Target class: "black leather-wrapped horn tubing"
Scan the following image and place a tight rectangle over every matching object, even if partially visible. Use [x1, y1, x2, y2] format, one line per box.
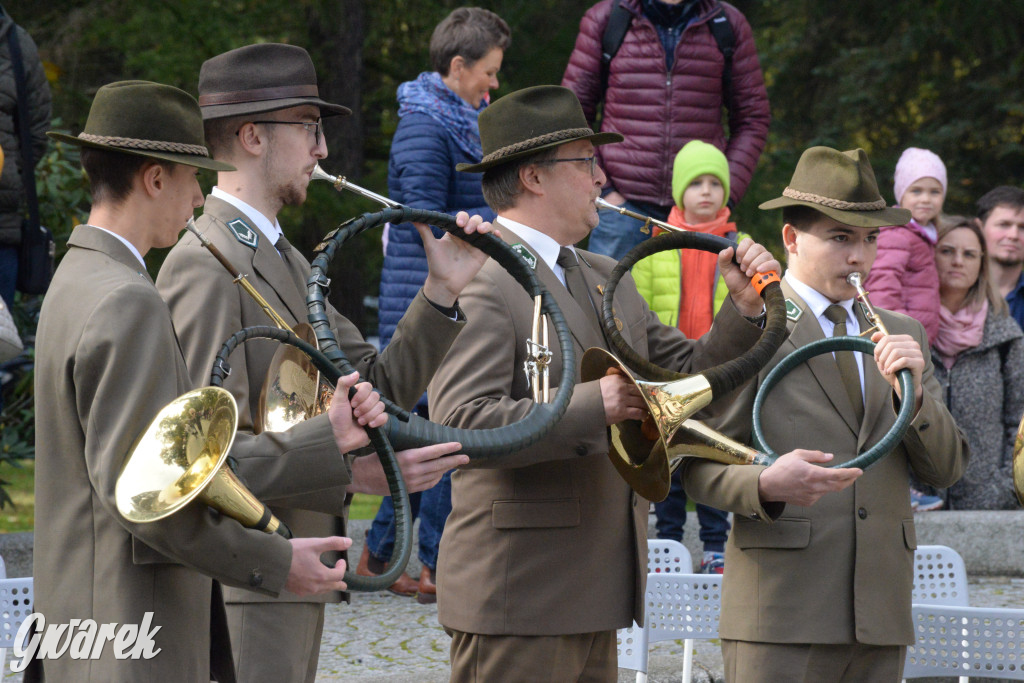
[601, 231, 787, 398]
[305, 207, 575, 459]
[210, 325, 410, 593]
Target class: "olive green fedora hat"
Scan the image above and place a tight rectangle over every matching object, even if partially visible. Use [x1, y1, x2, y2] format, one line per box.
[198, 43, 351, 120]
[47, 80, 233, 172]
[456, 85, 623, 173]
[759, 146, 911, 228]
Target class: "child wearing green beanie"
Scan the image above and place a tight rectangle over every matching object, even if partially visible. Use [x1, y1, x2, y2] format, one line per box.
[633, 139, 742, 574]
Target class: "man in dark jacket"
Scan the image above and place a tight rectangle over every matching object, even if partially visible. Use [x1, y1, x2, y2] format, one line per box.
[0, 6, 51, 307]
[562, 0, 769, 259]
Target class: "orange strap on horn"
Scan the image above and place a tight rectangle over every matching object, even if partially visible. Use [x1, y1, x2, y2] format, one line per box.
[751, 270, 781, 295]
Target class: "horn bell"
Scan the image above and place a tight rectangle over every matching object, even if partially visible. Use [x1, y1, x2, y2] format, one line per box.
[258, 322, 331, 433]
[116, 386, 291, 537]
[1014, 412, 1024, 507]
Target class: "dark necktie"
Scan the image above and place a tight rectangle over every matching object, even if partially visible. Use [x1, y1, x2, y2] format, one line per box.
[275, 234, 308, 294]
[824, 303, 864, 423]
[557, 247, 599, 325]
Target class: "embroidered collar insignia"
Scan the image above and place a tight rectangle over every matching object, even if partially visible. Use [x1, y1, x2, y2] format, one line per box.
[785, 299, 804, 322]
[227, 218, 258, 250]
[510, 243, 537, 270]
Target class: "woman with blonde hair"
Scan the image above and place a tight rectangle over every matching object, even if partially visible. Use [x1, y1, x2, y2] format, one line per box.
[930, 214, 1024, 509]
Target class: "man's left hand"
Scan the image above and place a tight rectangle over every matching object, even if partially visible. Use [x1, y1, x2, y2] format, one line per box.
[871, 331, 924, 413]
[420, 212, 499, 307]
[720, 237, 780, 317]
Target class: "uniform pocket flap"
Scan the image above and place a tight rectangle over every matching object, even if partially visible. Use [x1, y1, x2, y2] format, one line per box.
[732, 517, 811, 549]
[902, 518, 917, 550]
[491, 498, 580, 529]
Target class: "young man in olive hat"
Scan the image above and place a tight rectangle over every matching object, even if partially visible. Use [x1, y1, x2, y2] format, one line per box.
[679, 146, 969, 681]
[427, 86, 860, 682]
[31, 80, 388, 682]
[156, 43, 492, 682]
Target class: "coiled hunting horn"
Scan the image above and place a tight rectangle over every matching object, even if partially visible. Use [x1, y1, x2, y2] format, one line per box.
[308, 165, 576, 456]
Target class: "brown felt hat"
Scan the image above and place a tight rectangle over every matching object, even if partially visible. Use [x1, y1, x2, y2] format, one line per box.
[198, 43, 351, 120]
[759, 146, 911, 228]
[456, 85, 623, 173]
[47, 80, 233, 171]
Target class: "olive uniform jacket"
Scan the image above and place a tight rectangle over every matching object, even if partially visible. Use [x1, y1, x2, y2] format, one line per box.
[681, 278, 969, 646]
[156, 195, 464, 607]
[31, 226, 349, 682]
[427, 223, 769, 636]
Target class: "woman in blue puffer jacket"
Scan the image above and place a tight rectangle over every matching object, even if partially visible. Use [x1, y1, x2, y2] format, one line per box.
[363, 7, 510, 603]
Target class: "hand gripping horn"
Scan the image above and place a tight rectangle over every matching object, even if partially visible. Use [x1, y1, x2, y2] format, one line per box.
[304, 206, 576, 458]
[580, 229, 787, 501]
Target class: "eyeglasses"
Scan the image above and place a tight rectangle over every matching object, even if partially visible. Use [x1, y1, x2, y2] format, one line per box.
[241, 119, 323, 146]
[541, 156, 598, 176]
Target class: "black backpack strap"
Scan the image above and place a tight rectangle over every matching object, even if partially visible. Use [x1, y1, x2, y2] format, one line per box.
[6, 23, 40, 232]
[706, 5, 736, 106]
[599, 0, 633, 94]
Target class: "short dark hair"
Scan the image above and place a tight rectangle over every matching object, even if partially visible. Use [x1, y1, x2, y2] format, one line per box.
[976, 186, 1024, 224]
[430, 7, 511, 76]
[481, 147, 559, 211]
[80, 148, 173, 205]
[781, 204, 826, 231]
[204, 115, 249, 160]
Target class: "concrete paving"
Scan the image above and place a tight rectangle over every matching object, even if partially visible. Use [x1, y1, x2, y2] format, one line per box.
[4, 512, 1024, 682]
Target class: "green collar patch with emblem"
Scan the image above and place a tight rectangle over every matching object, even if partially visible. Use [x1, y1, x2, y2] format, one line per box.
[510, 243, 537, 270]
[785, 299, 804, 322]
[227, 218, 258, 249]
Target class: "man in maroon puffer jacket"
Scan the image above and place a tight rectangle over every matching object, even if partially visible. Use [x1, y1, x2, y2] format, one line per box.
[563, 0, 769, 260]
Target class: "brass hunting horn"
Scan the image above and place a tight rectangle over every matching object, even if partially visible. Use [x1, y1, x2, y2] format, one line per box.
[116, 387, 290, 538]
[580, 228, 788, 501]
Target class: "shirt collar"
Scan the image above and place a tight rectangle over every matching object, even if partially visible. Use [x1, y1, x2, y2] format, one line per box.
[87, 225, 146, 268]
[784, 271, 860, 335]
[211, 186, 284, 248]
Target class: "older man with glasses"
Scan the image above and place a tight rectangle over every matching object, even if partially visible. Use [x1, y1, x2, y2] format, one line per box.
[424, 86, 848, 683]
[156, 43, 495, 682]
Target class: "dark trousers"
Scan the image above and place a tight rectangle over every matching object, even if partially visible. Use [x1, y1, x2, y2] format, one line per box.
[654, 467, 730, 552]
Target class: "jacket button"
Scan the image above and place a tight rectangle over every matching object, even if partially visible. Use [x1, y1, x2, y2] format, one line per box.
[249, 569, 263, 587]
[857, 507, 867, 519]
[575, 444, 587, 456]
[750, 512, 761, 521]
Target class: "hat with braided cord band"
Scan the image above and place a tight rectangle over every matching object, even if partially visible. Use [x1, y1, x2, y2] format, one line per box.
[456, 85, 623, 173]
[759, 146, 910, 228]
[47, 80, 234, 172]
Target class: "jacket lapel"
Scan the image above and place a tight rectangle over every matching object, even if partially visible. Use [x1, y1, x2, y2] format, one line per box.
[781, 281, 860, 436]
[500, 229, 607, 356]
[204, 197, 309, 325]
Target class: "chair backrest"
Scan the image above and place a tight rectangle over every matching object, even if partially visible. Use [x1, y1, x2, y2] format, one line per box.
[647, 539, 693, 574]
[616, 622, 647, 675]
[0, 576, 34, 647]
[913, 545, 969, 606]
[904, 603, 1024, 680]
[646, 573, 723, 644]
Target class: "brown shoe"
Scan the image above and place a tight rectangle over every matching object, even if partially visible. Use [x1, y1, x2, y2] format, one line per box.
[417, 565, 437, 604]
[356, 545, 418, 597]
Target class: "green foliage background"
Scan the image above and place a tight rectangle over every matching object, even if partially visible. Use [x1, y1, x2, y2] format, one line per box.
[1, 0, 1023, 491]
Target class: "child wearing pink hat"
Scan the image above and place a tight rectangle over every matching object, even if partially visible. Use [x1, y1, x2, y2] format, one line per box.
[864, 147, 948, 343]
[864, 147, 948, 513]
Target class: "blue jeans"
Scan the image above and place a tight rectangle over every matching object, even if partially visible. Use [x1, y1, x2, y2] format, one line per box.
[588, 198, 671, 260]
[365, 469, 451, 571]
[654, 467, 730, 553]
[0, 247, 18, 309]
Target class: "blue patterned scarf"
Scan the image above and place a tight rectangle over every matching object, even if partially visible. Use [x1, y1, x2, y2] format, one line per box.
[397, 71, 485, 161]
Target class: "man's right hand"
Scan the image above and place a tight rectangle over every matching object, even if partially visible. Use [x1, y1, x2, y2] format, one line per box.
[599, 369, 647, 425]
[349, 442, 470, 495]
[284, 536, 352, 596]
[757, 449, 862, 507]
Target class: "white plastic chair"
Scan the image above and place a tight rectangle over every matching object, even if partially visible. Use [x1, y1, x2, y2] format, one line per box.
[904, 603, 1024, 681]
[0, 569, 34, 677]
[912, 545, 969, 606]
[618, 540, 693, 682]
